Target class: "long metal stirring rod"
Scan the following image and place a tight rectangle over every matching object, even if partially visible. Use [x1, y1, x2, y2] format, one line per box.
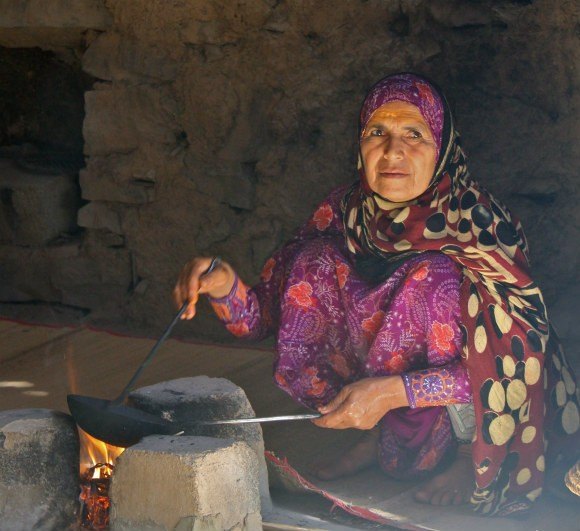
[111, 257, 222, 406]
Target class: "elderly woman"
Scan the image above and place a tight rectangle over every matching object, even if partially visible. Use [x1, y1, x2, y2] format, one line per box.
[174, 73, 579, 516]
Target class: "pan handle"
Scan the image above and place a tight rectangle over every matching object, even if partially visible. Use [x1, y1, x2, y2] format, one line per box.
[195, 413, 322, 425]
[112, 257, 222, 406]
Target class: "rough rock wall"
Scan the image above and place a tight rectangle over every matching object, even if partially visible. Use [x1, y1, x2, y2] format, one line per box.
[79, 0, 437, 339]
[0, 1, 578, 357]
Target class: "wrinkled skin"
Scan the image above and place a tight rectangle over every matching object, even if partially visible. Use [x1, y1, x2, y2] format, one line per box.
[360, 101, 437, 202]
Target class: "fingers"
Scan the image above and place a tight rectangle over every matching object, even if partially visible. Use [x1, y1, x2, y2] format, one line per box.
[173, 257, 216, 320]
[313, 406, 351, 429]
[314, 388, 350, 428]
[452, 491, 464, 505]
[197, 266, 230, 295]
[313, 380, 388, 430]
[183, 276, 200, 320]
[172, 267, 193, 312]
[437, 490, 453, 506]
[314, 395, 373, 430]
[318, 387, 348, 415]
[314, 405, 373, 430]
[174, 258, 235, 319]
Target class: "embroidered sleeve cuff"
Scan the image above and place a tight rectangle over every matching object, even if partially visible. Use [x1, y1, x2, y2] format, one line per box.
[401, 363, 472, 409]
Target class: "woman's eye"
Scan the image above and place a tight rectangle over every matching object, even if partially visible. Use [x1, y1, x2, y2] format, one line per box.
[369, 129, 384, 136]
[408, 130, 422, 139]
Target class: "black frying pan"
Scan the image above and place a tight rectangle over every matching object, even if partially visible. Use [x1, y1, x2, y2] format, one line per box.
[67, 258, 221, 447]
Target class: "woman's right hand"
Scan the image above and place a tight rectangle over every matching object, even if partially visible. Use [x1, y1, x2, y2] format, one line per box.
[173, 257, 236, 320]
[313, 376, 408, 430]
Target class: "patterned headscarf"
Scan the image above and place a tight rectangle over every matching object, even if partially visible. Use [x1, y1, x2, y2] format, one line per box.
[342, 73, 579, 515]
[359, 72, 444, 158]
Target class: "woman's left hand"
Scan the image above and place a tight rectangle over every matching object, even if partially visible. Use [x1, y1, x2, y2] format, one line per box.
[312, 376, 408, 430]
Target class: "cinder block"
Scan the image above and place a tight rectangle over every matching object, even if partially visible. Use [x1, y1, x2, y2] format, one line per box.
[0, 160, 79, 245]
[129, 376, 272, 512]
[109, 435, 262, 531]
[0, 409, 79, 531]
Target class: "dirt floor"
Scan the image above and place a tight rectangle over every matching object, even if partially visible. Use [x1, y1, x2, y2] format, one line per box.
[0, 317, 381, 529]
[1, 317, 578, 530]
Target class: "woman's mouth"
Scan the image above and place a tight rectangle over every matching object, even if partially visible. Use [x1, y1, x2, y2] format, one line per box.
[379, 171, 409, 179]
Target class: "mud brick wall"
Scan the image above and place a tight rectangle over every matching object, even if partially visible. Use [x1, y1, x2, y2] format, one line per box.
[0, 1, 578, 360]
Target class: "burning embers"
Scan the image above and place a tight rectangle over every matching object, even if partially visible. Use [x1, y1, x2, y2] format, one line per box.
[80, 463, 112, 529]
[78, 428, 125, 529]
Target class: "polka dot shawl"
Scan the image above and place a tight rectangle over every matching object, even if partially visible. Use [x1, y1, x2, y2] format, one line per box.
[342, 73, 579, 515]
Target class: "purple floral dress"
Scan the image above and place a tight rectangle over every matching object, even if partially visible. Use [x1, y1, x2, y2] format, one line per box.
[209, 185, 472, 477]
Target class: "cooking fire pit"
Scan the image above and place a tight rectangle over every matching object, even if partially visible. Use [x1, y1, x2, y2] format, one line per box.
[0, 377, 267, 530]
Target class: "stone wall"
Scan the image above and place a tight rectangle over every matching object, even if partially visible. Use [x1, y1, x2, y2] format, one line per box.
[0, 0, 578, 357]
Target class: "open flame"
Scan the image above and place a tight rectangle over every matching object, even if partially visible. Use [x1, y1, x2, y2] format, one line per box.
[78, 428, 125, 529]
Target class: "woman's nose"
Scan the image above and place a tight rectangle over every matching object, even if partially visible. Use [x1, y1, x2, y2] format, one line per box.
[382, 136, 404, 159]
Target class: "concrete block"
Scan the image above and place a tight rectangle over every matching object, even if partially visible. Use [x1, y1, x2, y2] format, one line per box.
[129, 377, 272, 512]
[0, 160, 79, 245]
[0, 409, 79, 531]
[109, 435, 262, 531]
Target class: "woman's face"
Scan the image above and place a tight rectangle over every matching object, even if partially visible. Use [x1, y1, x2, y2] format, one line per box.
[360, 101, 437, 202]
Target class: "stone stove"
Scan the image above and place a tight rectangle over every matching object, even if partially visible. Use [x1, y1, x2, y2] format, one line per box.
[0, 409, 79, 530]
[0, 377, 266, 531]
